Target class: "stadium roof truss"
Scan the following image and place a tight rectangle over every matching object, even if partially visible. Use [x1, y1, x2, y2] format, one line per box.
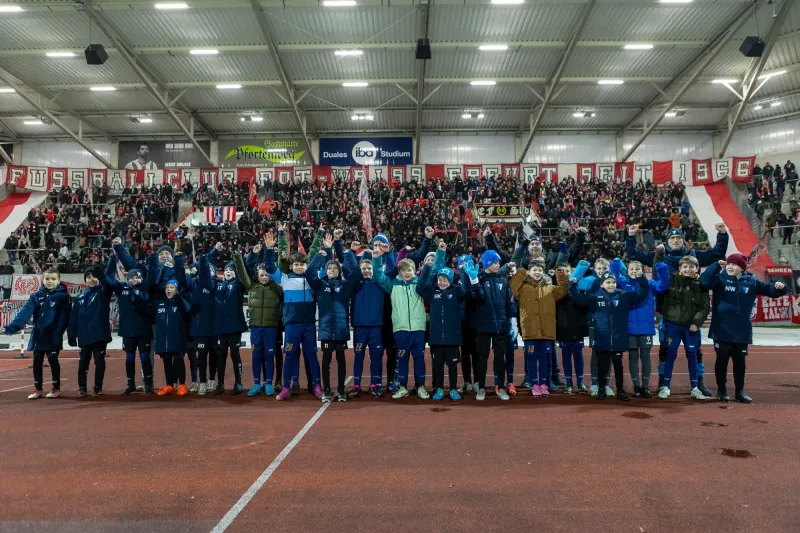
[0, 0, 798, 143]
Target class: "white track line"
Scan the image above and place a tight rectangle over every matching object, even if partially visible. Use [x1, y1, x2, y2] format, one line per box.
[209, 376, 352, 533]
[0, 379, 70, 393]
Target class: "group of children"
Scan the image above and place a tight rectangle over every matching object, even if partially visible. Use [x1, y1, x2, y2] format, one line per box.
[5, 221, 788, 405]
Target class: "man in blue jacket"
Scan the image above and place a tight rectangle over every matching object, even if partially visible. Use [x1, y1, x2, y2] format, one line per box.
[105, 256, 154, 395]
[68, 265, 114, 397]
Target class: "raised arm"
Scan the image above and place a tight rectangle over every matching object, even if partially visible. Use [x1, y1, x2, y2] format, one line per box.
[406, 227, 433, 265]
[233, 253, 253, 291]
[510, 268, 527, 300]
[552, 270, 570, 301]
[371, 253, 394, 294]
[755, 277, 788, 298]
[699, 261, 723, 291]
[415, 264, 434, 300]
[104, 255, 122, 293]
[695, 225, 729, 267]
[198, 253, 214, 290]
[625, 227, 654, 266]
[567, 230, 587, 266]
[651, 261, 671, 294]
[568, 279, 595, 307]
[305, 249, 327, 292]
[112, 237, 144, 272]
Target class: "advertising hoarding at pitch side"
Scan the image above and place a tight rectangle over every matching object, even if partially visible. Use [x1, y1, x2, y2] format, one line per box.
[319, 137, 413, 166]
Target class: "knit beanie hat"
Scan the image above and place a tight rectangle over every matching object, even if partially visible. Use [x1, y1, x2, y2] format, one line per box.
[425, 252, 436, 263]
[224, 263, 235, 272]
[157, 245, 175, 258]
[165, 279, 179, 289]
[481, 250, 501, 270]
[667, 228, 685, 238]
[126, 269, 142, 282]
[83, 265, 103, 281]
[437, 267, 454, 284]
[372, 234, 389, 246]
[726, 253, 748, 271]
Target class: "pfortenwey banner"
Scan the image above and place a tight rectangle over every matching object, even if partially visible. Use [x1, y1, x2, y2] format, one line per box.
[219, 138, 311, 168]
[319, 137, 413, 166]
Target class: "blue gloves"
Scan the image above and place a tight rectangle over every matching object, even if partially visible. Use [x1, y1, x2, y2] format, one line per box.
[462, 260, 479, 281]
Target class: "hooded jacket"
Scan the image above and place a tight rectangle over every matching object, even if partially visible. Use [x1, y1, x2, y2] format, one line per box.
[105, 257, 152, 339]
[234, 253, 282, 329]
[265, 247, 316, 326]
[625, 232, 729, 273]
[470, 270, 517, 335]
[661, 271, 710, 329]
[201, 249, 247, 335]
[152, 294, 191, 354]
[306, 250, 359, 341]
[510, 269, 569, 340]
[416, 263, 479, 345]
[68, 280, 114, 347]
[4, 283, 71, 352]
[348, 250, 385, 328]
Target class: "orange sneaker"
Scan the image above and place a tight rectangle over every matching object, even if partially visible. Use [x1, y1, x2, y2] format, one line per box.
[507, 384, 517, 396]
[177, 384, 189, 396]
[157, 385, 174, 396]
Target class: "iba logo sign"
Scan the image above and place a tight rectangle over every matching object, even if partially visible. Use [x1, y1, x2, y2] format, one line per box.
[352, 141, 378, 166]
[319, 137, 413, 166]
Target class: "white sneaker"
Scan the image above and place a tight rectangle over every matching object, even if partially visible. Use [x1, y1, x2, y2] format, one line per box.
[475, 388, 486, 401]
[198, 383, 207, 396]
[392, 386, 409, 399]
[207, 379, 216, 391]
[605, 386, 615, 397]
[590, 385, 599, 397]
[28, 390, 43, 400]
[497, 388, 510, 401]
[690, 387, 710, 400]
[45, 388, 60, 398]
[416, 386, 430, 400]
[658, 387, 671, 399]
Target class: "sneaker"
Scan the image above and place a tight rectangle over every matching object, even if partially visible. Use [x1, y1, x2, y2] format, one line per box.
[552, 375, 566, 388]
[449, 389, 462, 401]
[596, 390, 607, 401]
[232, 383, 244, 395]
[632, 386, 642, 398]
[263, 383, 275, 396]
[198, 383, 208, 396]
[532, 384, 542, 397]
[460, 382, 473, 395]
[120, 385, 136, 396]
[641, 388, 652, 399]
[590, 384, 599, 397]
[136, 384, 144, 392]
[617, 390, 630, 401]
[605, 386, 615, 397]
[247, 384, 263, 397]
[145, 382, 155, 395]
[548, 380, 559, 391]
[388, 381, 400, 394]
[506, 384, 517, 396]
[290, 382, 300, 396]
[497, 388, 510, 401]
[93, 388, 103, 397]
[658, 387, 671, 400]
[207, 379, 216, 391]
[189, 382, 199, 393]
[370, 384, 383, 398]
[392, 386, 409, 399]
[690, 387, 710, 401]
[475, 388, 486, 401]
[157, 385, 174, 396]
[215, 383, 225, 395]
[416, 386, 430, 400]
[433, 388, 445, 401]
[348, 385, 361, 399]
[276, 388, 291, 401]
[46, 387, 60, 399]
[321, 389, 332, 403]
[717, 387, 730, 402]
[563, 385, 573, 394]
[177, 384, 189, 396]
[735, 390, 753, 404]
[313, 384, 323, 399]
[577, 383, 588, 394]
[540, 385, 550, 397]
[28, 389, 43, 400]
[697, 377, 712, 397]
[336, 391, 347, 402]
[521, 377, 532, 388]
[77, 388, 88, 398]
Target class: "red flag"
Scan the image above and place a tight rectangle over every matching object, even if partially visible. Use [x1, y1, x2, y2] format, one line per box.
[652, 161, 673, 185]
[297, 237, 306, 255]
[249, 178, 258, 209]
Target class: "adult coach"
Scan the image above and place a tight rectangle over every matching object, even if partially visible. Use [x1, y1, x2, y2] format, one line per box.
[125, 143, 158, 170]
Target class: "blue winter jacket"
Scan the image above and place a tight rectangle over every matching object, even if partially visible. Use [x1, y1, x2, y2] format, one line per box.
[306, 249, 359, 342]
[416, 264, 478, 345]
[200, 251, 247, 335]
[153, 294, 191, 354]
[182, 262, 216, 338]
[105, 257, 152, 339]
[348, 251, 385, 328]
[626, 232, 729, 273]
[68, 281, 114, 347]
[145, 251, 182, 301]
[611, 259, 670, 335]
[699, 262, 786, 344]
[4, 283, 71, 352]
[470, 270, 517, 334]
[568, 276, 650, 351]
[265, 248, 316, 326]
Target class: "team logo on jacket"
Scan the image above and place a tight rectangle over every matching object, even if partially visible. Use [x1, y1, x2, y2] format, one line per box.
[742, 287, 749, 294]
[50, 301, 55, 307]
[334, 287, 341, 293]
[447, 294, 453, 299]
[89, 294, 97, 305]
[612, 300, 619, 307]
[496, 283, 502, 290]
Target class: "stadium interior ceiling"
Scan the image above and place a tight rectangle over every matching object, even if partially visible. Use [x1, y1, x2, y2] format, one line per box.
[0, 0, 798, 160]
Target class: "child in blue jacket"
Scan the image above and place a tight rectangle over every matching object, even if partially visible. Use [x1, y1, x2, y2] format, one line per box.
[306, 234, 359, 402]
[181, 260, 218, 395]
[149, 280, 192, 396]
[569, 271, 650, 401]
[68, 265, 114, 397]
[610, 258, 670, 398]
[700, 253, 787, 403]
[417, 245, 480, 401]
[4, 269, 71, 400]
[106, 256, 154, 395]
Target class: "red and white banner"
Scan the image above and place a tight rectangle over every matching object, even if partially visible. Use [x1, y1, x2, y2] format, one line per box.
[2, 156, 757, 193]
[10, 274, 41, 301]
[752, 295, 793, 323]
[204, 206, 237, 224]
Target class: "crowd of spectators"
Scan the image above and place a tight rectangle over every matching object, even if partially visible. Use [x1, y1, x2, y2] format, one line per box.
[3, 171, 703, 274]
[747, 160, 800, 245]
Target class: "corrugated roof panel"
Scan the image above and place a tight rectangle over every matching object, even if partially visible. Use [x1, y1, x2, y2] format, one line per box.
[423, 109, 522, 131]
[146, 53, 279, 84]
[742, 93, 800, 123]
[312, 110, 415, 134]
[582, 3, 744, 42]
[56, 90, 159, 113]
[678, 84, 733, 106]
[540, 108, 637, 130]
[0, 10, 87, 50]
[201, 113, 301, 134]
[284, 49, 416, 81]
[181, 87, 289, 111]
[430, 3, 582, 43]
[266, 5, 419, 45]
[302, 85, 415, 111]
[79, 115, 178, 137]
[427, 48, 562, 79]
[564, 47, 701, 78]
[424, 84, 534, 108]
[766, 38, 800, 71]
[554, 82, 659, 107]
[753, 71, 800, 99]
[0, 93, 39, 114]
[103, 7, 263, 48]
[705, 47, 751, 78]
[652, 108, 727, 129]
[0, 55, 139, 87]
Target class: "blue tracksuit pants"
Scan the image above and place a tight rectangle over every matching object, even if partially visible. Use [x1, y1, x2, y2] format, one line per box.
[560, 340, 585, 386]
[662, 320, 699, 389]
[524, 339, 552, 386]
[251, 327, 277, 385]
[394, 331, 426, 387]
[353, 326, 384, 387]
[283, 323, 320, 388]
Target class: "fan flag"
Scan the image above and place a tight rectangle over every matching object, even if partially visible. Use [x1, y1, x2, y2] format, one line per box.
[358, 173, 373, 241]
[204, 206, 237, 224]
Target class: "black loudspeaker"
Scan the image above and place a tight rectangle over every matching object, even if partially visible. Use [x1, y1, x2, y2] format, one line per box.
[84, 44, 108, 65]
[739, 36, 765, 58]
[416, 38, 431, 60]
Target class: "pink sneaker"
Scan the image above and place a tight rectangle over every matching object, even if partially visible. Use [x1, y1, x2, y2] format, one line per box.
[540, 384, 550, 397]
[532, 384, 542, 397]
[313, 384, 323, 399]
[276, 388, 291, 401]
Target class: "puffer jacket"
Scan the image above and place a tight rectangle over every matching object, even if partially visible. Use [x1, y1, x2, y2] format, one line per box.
[234, 253, 282, 328]
[510, 269, 569, 340]
[661, 272, 710, 328]
[307, 250, 358, 341]
[373, 255, 427, 333]
[4, 283, 71, 352]
[68, 281, 114, 347]
[265, 248, 316, 326]
[153, 294, 191, 354]
[612, 260, 670, 335]
[700, 261, 786, 344]
[197, 252, 247, 335]
[416, 264, 479, 345]
[106, 257, 152, 339]
[471, 270, 517, 335]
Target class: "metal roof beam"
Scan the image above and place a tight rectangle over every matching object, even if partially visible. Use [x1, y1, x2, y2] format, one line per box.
[0, 118, 20, 144]
[248, 0, 316, 165]
[518, 0, 597, 163]
[717, 0, 794, 159]
[621, 1, 759, 161]
[0, 142, 12, 165]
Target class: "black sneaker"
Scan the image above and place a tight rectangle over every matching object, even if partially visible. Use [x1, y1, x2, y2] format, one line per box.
[231, 383, 244, 395]
[77, 388, 88, 398]
[290, 382, 300, 396]
[641, 388, 652, 399]
[717, 386, 730, 402]
[697, 377, 712, 397]
[321, 389, 332, 403]
[120, 385, 136, 396]
[92, 388, 103, 397]
[596, 390, 607, 401]
[632, 386, 642, 398]
[735, 390, 753, 404]
[336, 390, 347, 402]
[617, 390, 630, 402]
[215, 383, 225, 395]
[144, 381, 154, 395]
[577, 383, 587, 394]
